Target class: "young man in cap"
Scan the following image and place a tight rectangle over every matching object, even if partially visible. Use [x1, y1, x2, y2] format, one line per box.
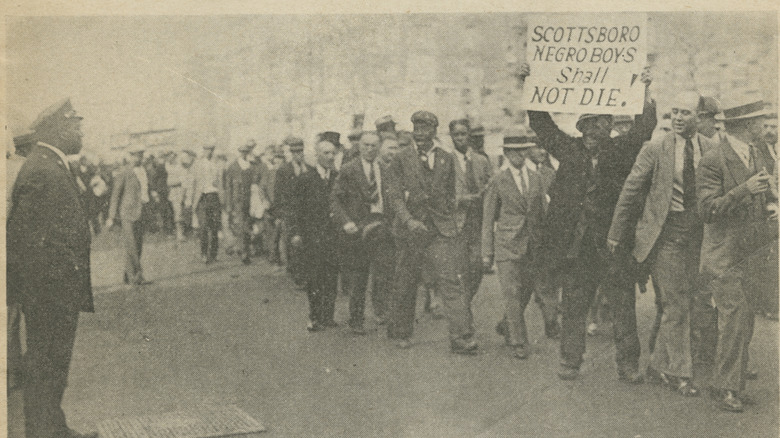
[469, 123, 489, 159]
[320, 131, 357, 171]
[191, 142, 223, 264]
[482, 132, 546, 359]
[383, 110, 475, 354]
[376, 115, 398, 141]
[517, 63, 656, 381]
[698, 99, 777, 412]
[225, 139, 259, 264]
[291, 139, 339, 331]
[107, 143, 153, 286]
[7, 98, 98, 438]
[331, 131, 393, 334]
[450, 118, 493, 337]
[697, 96, 723, 141]
[273, 135, 308, 285]
[609, 90, 720, 394]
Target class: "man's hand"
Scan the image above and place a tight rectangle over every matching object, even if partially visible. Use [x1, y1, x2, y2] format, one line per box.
[105, 217, 115, 229]
[407, 219, 429, 233]
[607, 239, 620, 254]
[291, 235, 303, 247]
[344, 222, 359, 235]
[745, 171, 771, 195]
[482, 256, 494, 273]
[516, 62, 530, 81]
[641, 66, 652, 87]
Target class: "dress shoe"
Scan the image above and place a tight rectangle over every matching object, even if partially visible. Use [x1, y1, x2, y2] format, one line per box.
[511, 344, 528, 360]
[61, 429, 99, 438]
[306, 321, 324, 332]
[618, 369, 644, 385]
[745, 369, 758, 380]
[720, 390, 744, 412]
[557, 364, 579, 380]
[450, 339, 479, 355]
[350, 326, 366, 336]
[135, 278, 153, 286]
[323, 320, 339, 328]
[674, 378, 699, 397]
[396, 339, 412, 349]
[544, 321, 561, 339]
[645, 367, 671, 386]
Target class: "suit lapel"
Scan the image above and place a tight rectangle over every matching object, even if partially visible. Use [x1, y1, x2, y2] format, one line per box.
[660, 133, 676, 190]
[721, 137, 753, 186]
[403, 147, 425, 194]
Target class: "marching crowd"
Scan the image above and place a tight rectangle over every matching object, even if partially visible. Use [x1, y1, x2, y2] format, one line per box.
[6, 62, 780, 437]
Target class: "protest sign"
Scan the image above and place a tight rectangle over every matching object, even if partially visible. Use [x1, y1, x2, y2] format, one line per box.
[522, 13, 648, 115]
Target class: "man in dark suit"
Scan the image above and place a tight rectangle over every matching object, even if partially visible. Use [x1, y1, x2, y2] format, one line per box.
[450, 119, 493, 337]
[518, 63, 656, 380]
[224, 139, 258, 264]
[291, 139, 339, 331]
[7, 98, 98, 438]
[482, 133, 546, 359]
[273, 136, 307, 285]
[331, 131, 392, 334]
[609, 91, 719, 394]
[107, 144, 152, 286]
[698, 99, 777, 412]
[383, 110, 475, 354]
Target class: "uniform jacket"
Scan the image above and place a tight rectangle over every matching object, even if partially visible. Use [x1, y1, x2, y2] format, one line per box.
[481, 167, 545, 262]
[109, 166, 149, 222]
[697, 136, 776, 282]
[272, 161, 306, 222]
[383, 144, 458, 242]
[330, 158, 391, 268]
[224, 160, 258, 216]
[7, 145, 94, 312]
[453, 149, 493, 233]
[528, 99, 656, 267]
[609, 132, 719, 262]
[290, 165, 339, 261]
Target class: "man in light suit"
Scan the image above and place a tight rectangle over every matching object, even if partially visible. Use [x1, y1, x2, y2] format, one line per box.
[107, 144, 152, 286]
[697, 99, 777, 412]
[451, 118, 493, 337]
[191, 142, 223, 264]
[383, 110, 475, 354]
[331, 131, 392, 334]
[7, 98, 98, 438]
[482, 133, 546, 359]
[609, 91, 718, 393]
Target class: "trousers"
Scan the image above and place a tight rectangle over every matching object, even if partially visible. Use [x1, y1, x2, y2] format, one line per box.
[122, 219, 144, 283]
[197, 193, 221, 261]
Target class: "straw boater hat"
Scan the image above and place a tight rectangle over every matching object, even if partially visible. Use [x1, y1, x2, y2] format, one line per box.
[716, 98, 773, 121]
[502, 128, 537, 149]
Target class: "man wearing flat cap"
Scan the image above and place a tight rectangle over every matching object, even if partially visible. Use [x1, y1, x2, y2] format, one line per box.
[225, 139, 259, 264]
[697, 96, 723, 141]
[383, 110, 475, 354]
[469, 123, 489, 159]
[7, 98, 98, 438]
[697, 98, 778, 412]
[517, 62, 656, 381]
[482, 132, 546, 360]
[376, 115, 398, 141]
[191, 141, 224, 264]
[273, 135, 308, 285]
[107, 143, 153, 286]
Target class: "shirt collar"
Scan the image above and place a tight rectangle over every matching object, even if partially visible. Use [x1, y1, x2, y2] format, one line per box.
[316, 163, 330, 179]
[524, 158, 537, 172]
[38, 142, 70, 171]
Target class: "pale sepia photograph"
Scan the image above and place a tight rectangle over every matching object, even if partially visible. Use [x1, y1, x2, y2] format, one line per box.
[3, 2, 779, 437]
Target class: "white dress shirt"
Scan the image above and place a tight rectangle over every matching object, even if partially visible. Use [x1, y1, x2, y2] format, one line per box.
[316, 164, 330, 181]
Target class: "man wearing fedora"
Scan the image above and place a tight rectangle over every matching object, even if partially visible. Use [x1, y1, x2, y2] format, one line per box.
[376, 115, 398, 141]
[191, 142, 223, 264]
[698, 99, 777, 412]
[7, 98, 98, 438]
[107, 142, 153, 286]
[517, 62, 656, 381]
[383, 110, 475, 354]
[225, 139, 259, 264]
[609, 90, 720, 395]
[482, 132, 546, 359]
[273, 135, 308, 285]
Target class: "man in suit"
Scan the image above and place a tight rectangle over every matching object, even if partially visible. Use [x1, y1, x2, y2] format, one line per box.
[291, 139, 339, 331]
[191, 142, 223, 264]
[273, 136, 307, 285]
[698, 100, 777, 412]
[450, 119, 493, 337]
[224, 139, 258, 264]
[609, 91, 719, 395]
[482, 133, 546, 359]
[320, 131, 358, 171]
[7, 98, 97, 438]
[331, 131, 393, 334]
[384, 110, 475, 354]
[518, 63, 656, 381]
[107, 144, 153, 286]
[376, 115, 398, 141]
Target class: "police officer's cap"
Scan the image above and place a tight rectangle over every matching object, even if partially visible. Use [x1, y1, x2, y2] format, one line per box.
[30, 98, 83, 133]
[283, 135, 305, 151]
[411, 111, 438, 127]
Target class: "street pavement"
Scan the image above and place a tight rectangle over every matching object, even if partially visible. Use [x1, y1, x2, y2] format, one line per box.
[7, 230, 779, 437]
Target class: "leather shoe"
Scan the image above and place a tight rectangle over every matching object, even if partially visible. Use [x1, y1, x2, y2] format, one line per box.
[451, 339, 479, 355]
[675, 378, 699, 397]
[544, 321, 560, 340]
[350, 326, 367, 336]
[720, 390, 744, 412]
[618, 369, 644, 385]
[511, 344, 528, 360]
[323, 320, 339, 328]
[306, 321, 324, 332]
[645, 367, 671, 386]
[557, 364, 579, 380]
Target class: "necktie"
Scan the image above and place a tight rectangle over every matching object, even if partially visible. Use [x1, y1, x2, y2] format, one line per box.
[368, 164, 379, 204]
[683, 138, 696, 211]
